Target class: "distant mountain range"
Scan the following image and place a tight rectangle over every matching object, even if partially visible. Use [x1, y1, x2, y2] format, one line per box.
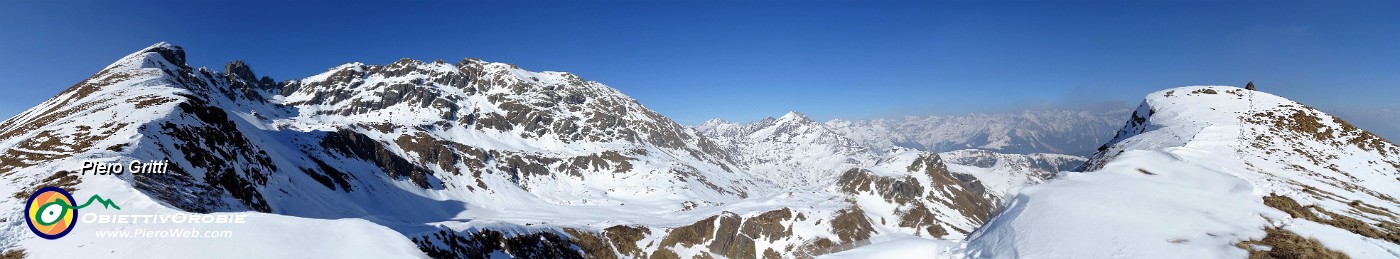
[1330, 108, 1400, 145]
[819, 109, 1127, 157]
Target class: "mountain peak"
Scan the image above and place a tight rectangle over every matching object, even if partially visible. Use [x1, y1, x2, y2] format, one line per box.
[225, 59, 257, 81]
[778, 111, 812, 123]
[137, 41, 187, 67]
[974, 85, 1400, 257]
[700, 118, 730, 127]
[390, 57, 424, 66]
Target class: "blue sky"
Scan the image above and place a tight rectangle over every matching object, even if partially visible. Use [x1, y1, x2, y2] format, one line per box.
[2, 1, 1397, 126]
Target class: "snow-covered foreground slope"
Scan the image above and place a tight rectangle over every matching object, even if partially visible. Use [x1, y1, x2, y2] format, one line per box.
[817, 234, 961, 259]
[11, 176, 426, 258]
[969, 86, 1400, 258]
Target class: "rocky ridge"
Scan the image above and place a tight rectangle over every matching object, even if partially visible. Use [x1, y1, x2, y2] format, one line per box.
[0, 43, 1012, 258]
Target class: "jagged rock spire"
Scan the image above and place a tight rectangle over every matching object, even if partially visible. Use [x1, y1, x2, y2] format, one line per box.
[225, 60, 258, 82]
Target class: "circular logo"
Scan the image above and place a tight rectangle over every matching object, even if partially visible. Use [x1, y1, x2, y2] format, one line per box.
[25, 186, 77, 239]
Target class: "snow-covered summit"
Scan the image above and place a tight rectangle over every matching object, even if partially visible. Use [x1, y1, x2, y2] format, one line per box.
[697, 111, 877, 188]
[969, 85, 1400, 258]
[777, 111, 812, 122]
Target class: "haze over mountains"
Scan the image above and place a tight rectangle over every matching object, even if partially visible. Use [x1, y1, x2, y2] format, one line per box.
[1, 43, 1396, 258]
[700, 109, 1127, 157]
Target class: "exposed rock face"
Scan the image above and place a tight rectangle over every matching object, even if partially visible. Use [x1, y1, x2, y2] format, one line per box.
[836, 153, 999, 235]
[413, 229, 584, 259]
[224, 60, 256, 82]
[144, 42, 186, 68]
[158, 96, 276, 212]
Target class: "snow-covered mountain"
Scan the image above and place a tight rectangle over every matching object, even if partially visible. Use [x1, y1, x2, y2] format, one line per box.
[697, 113, 1088, 210]
[968, 86, 1400, 258]
[695, 111, 1013, 241]
[5, 43, 1396, 259]
[0, 43, 1014, 258]
[824, 109, 1127, 156]
[695, 112, 880, 188]
[938, 149, 1086, 199]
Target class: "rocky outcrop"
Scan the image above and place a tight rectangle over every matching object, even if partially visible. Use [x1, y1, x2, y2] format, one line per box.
[413, 229, 583, 259]
[319, 129, 436, 189]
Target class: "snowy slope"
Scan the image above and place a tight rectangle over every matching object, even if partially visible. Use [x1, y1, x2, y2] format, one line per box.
[968, 86, 1400, 258]
[14, 176, 426, 258]
[816, 234, 961, 259]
